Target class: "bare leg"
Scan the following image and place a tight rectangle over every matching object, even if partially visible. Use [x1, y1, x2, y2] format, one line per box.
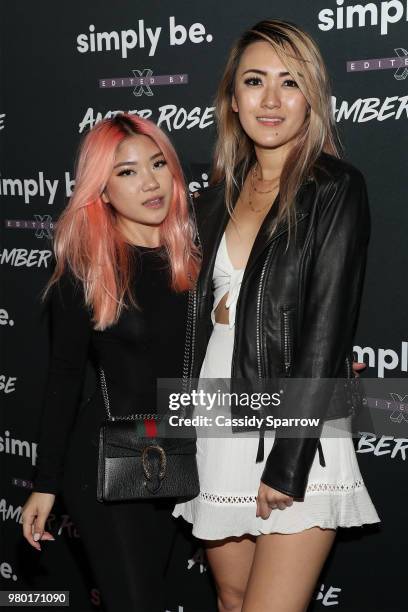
[242, 527, 336, 612]
[205, 535, 256, 612]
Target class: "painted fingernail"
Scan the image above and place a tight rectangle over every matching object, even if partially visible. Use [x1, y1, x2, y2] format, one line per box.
[33, 533, 41, 542]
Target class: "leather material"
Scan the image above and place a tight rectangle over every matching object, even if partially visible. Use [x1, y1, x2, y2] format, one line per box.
[188, 152, 370, 499]
[97, 421, 200, 502]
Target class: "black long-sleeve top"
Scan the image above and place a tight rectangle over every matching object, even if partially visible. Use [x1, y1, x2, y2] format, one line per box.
[34, 245, 188, 494]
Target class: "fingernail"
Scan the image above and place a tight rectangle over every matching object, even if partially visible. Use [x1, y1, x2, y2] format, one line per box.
[33, 533, 41, 542]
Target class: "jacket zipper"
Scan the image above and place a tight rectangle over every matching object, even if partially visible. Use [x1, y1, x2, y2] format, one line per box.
[344, 353, 357, 417]
[256, 245, 276, 379]
[282, 307, 293, 376]
[222, 212, 309, 381]
[254, 214, 307, 380]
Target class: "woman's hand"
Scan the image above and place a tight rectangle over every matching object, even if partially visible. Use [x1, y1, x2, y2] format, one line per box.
[256, 482, 293, 519]
[21, 492, 56, 551]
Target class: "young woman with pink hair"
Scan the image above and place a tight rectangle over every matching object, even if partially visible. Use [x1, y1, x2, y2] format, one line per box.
[21, 113, 199, 611]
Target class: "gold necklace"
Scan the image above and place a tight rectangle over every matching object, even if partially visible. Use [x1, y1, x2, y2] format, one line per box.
[251, 164, 280, 194]
[248, 165, 279, 213]
[248, 177, 272, 213]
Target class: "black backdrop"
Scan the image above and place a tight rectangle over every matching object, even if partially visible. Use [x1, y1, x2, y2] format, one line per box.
[1, 1, 407, 610]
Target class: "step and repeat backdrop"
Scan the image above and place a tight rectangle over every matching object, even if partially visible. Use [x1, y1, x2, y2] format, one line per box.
[1, 1, 407, 610]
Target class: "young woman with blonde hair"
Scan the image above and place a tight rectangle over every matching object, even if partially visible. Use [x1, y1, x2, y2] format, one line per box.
[21, 113, 199, 611]
[174, 19, 380, 612]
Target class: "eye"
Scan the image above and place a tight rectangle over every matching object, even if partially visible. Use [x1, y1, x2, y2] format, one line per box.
[117, 168, 135, 176]
[153, 158, 167, 169]
[283, 79, 299, 88]
[243, 76, 263, 86]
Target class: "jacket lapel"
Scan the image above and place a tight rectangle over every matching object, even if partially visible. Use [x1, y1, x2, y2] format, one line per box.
[243, 192, 281, 278]
[194, 183, 230, 297]
[194, 178, 312, 293]
[243, 181, 314, 279]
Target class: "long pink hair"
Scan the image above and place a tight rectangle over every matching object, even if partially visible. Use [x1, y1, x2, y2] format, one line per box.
[46, 114, 200, 330]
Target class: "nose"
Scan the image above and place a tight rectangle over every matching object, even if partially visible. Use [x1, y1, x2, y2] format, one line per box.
[261, 83, 281, 109]
[141, 169, 160, 192]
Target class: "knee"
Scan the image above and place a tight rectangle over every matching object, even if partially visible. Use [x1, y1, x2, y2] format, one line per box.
[217, 583, 245, 612]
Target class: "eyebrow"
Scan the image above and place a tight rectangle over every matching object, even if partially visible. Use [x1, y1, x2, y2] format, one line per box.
[241, 69, 291, 77]
[113, 151, 163, 169]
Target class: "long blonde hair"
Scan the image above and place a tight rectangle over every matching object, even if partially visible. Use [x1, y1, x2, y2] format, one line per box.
[212, 19, 341, 234]
[46, 114, 199, 330]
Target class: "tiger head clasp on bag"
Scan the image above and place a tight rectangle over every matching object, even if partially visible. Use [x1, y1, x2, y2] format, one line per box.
[141, 444, 167, 494]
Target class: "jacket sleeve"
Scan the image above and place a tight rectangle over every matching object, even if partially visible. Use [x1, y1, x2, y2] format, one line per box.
[261, 167, 370, 498]
[33, 272, 91, 494]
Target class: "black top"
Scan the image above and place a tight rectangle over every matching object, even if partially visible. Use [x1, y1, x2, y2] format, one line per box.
[34, 245, 188, 494]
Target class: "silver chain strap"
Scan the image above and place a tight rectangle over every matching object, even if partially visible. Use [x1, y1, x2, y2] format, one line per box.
[181, 288, 197, 394]
[99, 368, 160, 422]
[181, 193, 201, 395]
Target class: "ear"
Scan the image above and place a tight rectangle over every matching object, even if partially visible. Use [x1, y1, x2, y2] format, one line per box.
[231, 93, 238, 114]
[101, 189, 109, 204]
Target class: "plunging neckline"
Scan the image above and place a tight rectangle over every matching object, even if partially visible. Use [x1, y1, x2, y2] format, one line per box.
[211, 234, 245, 328]
[222, 233, 244, 272]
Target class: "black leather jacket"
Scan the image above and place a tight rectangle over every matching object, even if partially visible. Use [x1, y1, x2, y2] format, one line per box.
[184, 152, 370, 498]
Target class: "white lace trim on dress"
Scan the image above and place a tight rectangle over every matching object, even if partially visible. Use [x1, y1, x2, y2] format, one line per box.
[198, 479, 365, 504]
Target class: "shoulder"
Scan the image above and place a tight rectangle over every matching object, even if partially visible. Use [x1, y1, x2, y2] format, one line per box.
[309, 154, 370, 233]
[49, 267, 87, 313]
[189, 180, 225, 204]
[313, 152, 367, 193]
[188, 181, 226, 225]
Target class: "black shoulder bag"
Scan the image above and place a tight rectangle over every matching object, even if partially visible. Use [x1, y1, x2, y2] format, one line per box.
[97, 367, 199, 502]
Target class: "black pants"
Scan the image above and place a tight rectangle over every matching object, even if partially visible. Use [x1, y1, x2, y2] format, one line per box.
[61, 395, 178, 612]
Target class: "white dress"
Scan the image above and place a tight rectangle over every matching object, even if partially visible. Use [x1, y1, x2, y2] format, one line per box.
[173, 234, 380, 540]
